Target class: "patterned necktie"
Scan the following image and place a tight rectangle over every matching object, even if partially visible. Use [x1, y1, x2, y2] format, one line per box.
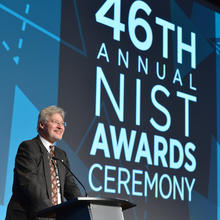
[49, 145, 58, 206]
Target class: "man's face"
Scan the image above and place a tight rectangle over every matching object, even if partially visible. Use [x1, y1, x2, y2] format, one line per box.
[40, 113, 65, 143]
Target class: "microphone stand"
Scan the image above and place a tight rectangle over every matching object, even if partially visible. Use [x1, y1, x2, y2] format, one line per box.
[52, 157, 88, 197]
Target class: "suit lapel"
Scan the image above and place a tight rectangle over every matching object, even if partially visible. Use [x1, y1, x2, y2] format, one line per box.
[35, 137, 52, 201]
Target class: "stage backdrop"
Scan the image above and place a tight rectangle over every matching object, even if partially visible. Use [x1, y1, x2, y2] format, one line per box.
[0, 0, 220, 220]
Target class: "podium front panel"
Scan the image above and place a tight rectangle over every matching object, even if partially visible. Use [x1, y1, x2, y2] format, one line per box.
[56, 205, 91, 220]
[36, 197, 135, 220]
[90, 204, 124, 220]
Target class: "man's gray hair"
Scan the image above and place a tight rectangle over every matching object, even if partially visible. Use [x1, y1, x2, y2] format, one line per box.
[37, 105, 65, 131]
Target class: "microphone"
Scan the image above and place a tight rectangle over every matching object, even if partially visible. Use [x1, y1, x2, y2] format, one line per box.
[52, 156, 88, 197]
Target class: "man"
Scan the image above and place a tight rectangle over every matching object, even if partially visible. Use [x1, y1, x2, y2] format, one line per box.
[6, 105, 81, 220]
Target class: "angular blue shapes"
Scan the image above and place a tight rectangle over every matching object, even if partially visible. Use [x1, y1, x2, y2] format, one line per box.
[189, 190, 217, 220]
[0, 3, 60, 42]
[209, 136, 217, 204]
[71, 0, 87, 56]
[0, 1, 86, 55]
[18, 38, 23, 49]
[215, 12, 220, 39]
[215, 13, 220, 54]
[3, 86, 39, 210]
[2, 41, 10, 51]
[25, 4, 30, 15]
[0, 0, 60, 36]
[13, 56, 19, 65]
[191, 2, 214, 38]
[217, 142, 220, 220]
[216, 12, 220, 220]
[188, 136, 217, 220]
[170, 0, 213, 76]
[0, 205, 7, 220]
[21, 21, 27, 31]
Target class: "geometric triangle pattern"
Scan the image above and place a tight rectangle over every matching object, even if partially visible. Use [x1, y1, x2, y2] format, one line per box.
[1, 86, 39, 219]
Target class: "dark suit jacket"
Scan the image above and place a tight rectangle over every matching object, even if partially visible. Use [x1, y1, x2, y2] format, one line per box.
[6, 136, 81, 220]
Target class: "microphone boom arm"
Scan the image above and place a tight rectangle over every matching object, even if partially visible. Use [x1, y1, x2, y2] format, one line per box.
[52, 156, 88, 197]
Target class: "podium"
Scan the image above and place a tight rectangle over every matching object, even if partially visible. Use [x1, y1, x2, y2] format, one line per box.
[37, 197, 135, 220]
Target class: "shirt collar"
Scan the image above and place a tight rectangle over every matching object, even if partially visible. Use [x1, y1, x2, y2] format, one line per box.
[39, 135, 55, 153]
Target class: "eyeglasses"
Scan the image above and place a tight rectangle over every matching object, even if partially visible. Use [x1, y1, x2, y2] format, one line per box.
[48, 119, 67, 127]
